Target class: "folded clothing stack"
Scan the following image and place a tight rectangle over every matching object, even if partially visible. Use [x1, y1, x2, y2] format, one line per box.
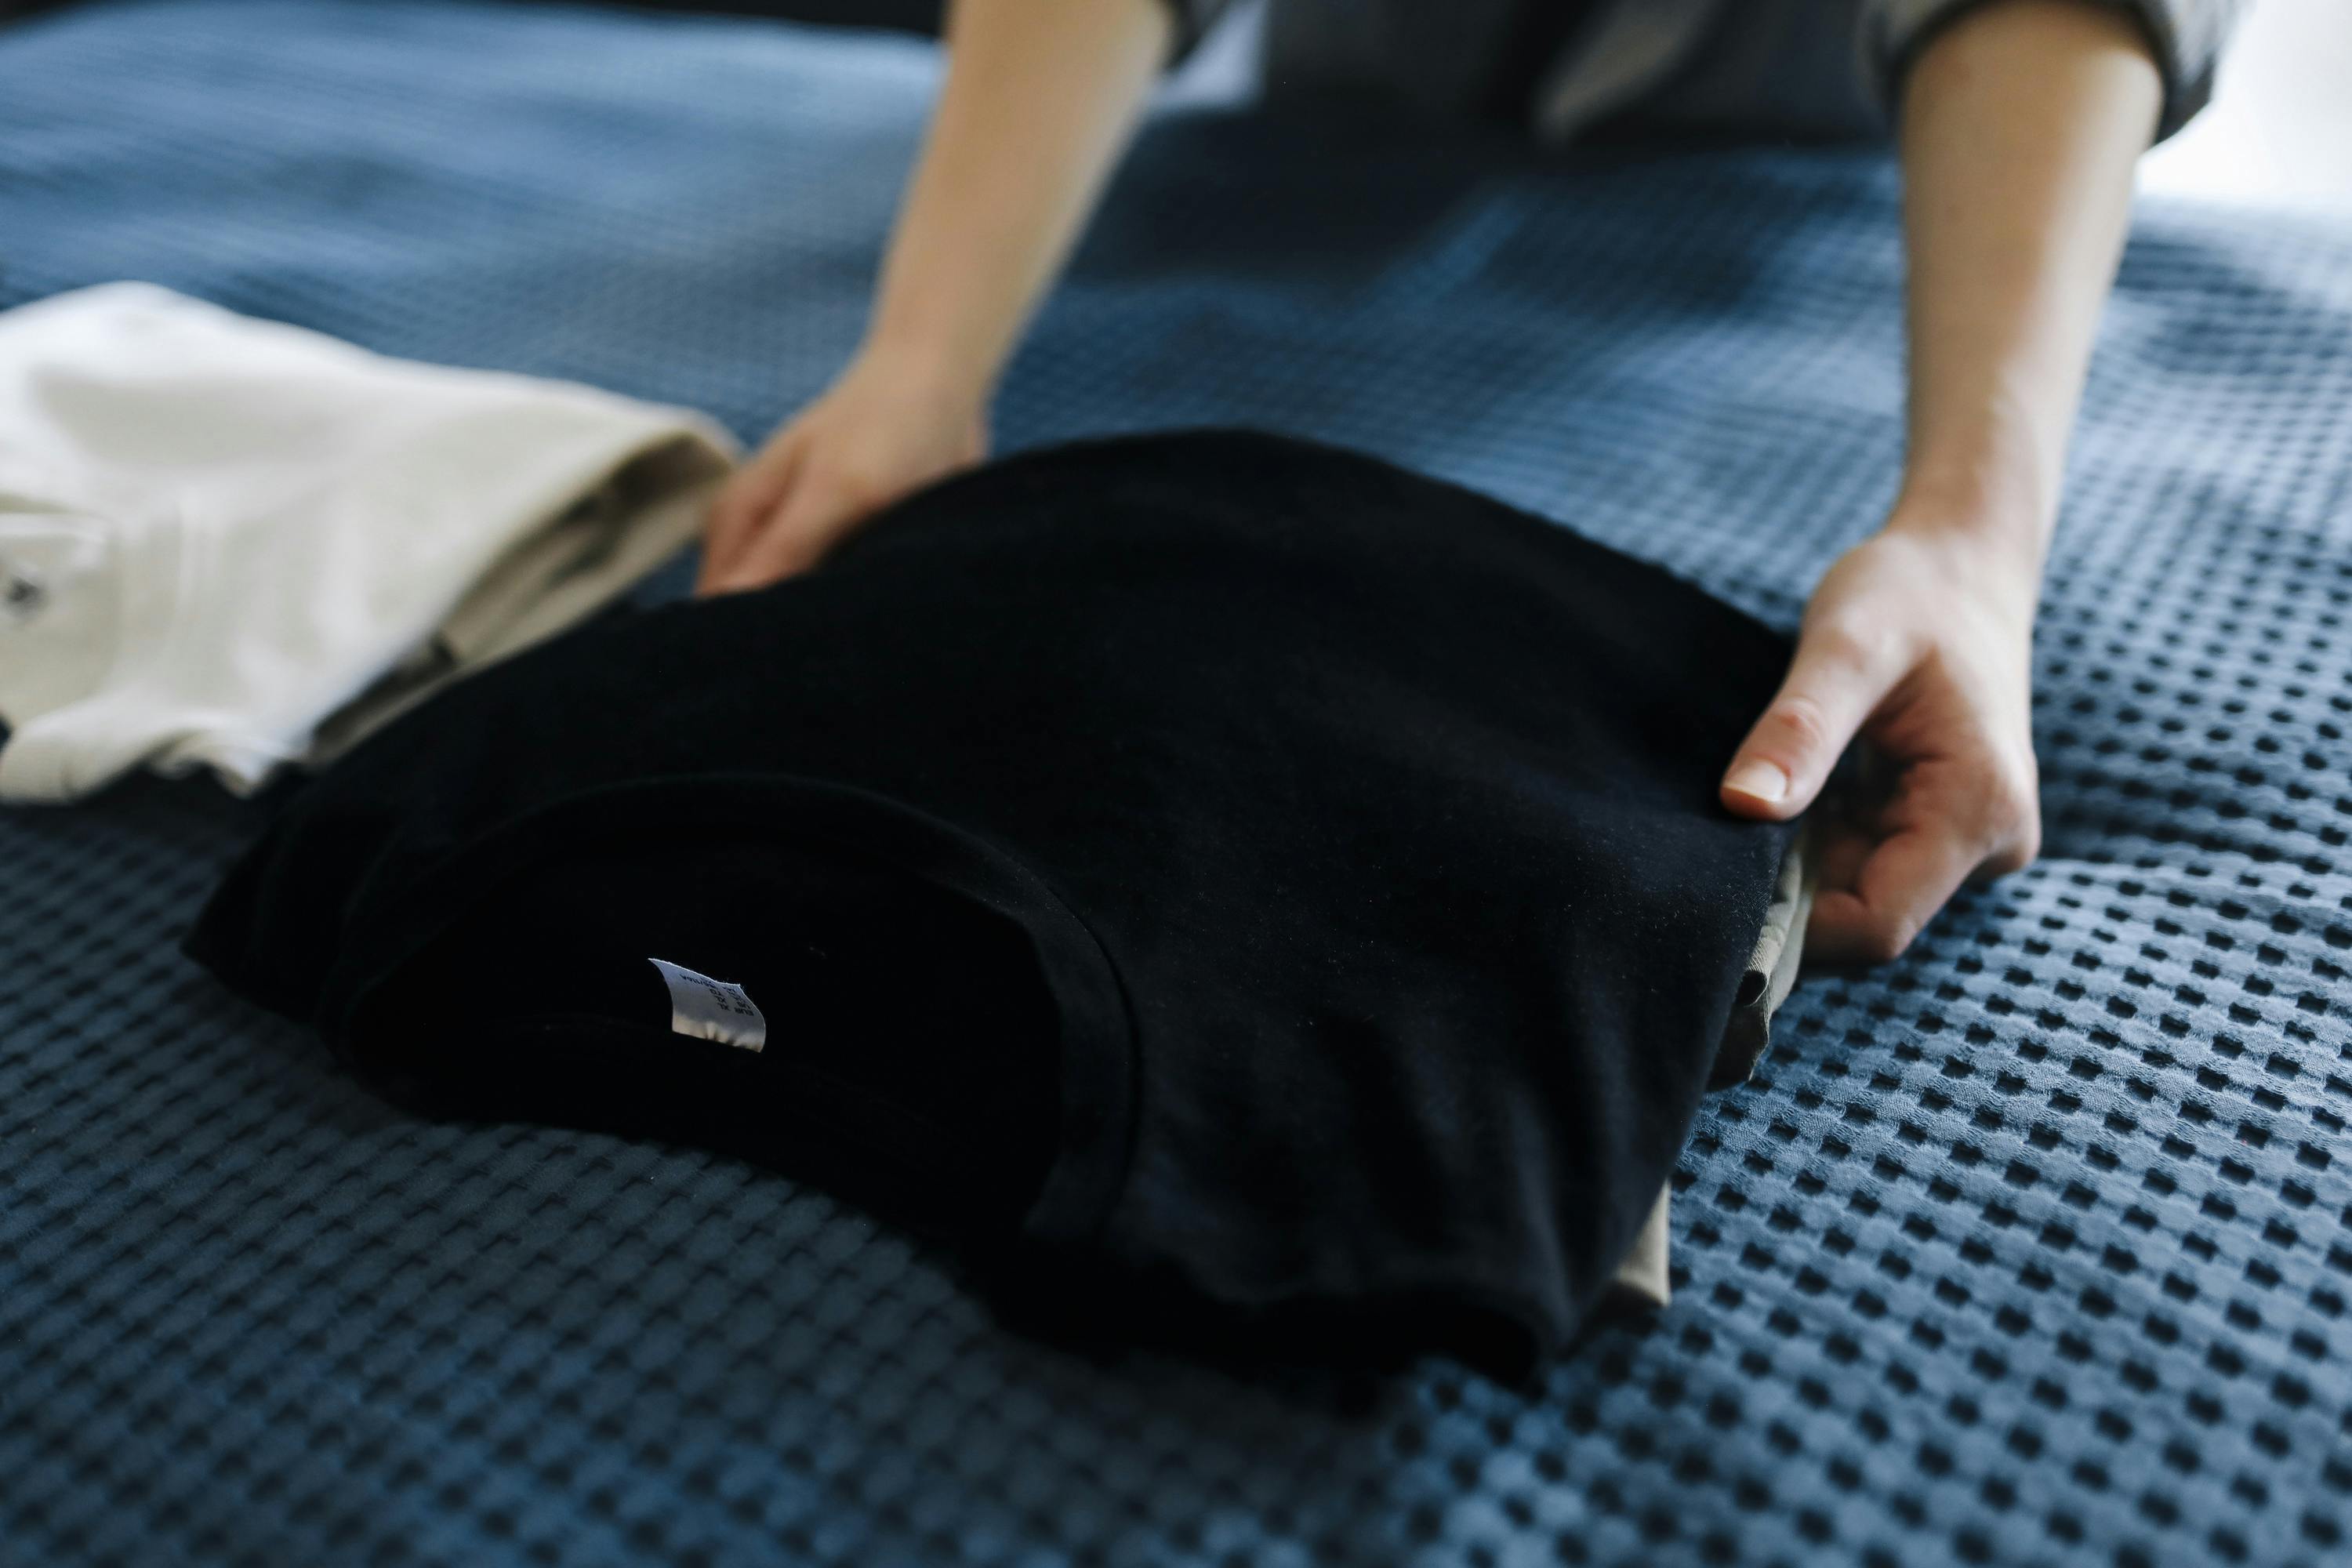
[0, 282, 738, 800]
[183, 430, 1808, 1369]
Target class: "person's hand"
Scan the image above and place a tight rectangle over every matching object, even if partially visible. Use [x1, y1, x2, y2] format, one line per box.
[696, 352, 988, 596]
[1719, 506, 2045, 963]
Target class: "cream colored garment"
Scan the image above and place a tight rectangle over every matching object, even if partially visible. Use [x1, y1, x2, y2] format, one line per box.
[1605, 826, 1819, 1312]
[0, 282, 738, 801]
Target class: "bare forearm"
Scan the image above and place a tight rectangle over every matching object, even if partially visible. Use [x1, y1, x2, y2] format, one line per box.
[863, 0, 1171, 402]
[700, 0, 1167, 593]
[1893, 0, 2163, 571]
[1722, 2, 2166, 956]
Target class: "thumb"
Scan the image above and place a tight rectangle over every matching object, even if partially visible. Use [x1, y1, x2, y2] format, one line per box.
[1721, 624, 1902, 820]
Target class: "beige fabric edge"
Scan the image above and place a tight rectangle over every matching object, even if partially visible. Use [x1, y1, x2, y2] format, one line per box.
[305, 443, 728, 768]
[1602, 823, 1817, 1315]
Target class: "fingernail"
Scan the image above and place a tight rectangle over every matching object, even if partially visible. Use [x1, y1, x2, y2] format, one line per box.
[1724, 759, 1790, 804]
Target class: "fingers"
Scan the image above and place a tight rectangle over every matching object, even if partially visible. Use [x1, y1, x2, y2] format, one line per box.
[1806, 821, 1984, 964]
[703, 468, 859, 595]
[1722, 621, 1909, 822]
[1807, 756, 2042, 964]
[697, 360, 991, 596]
[695, 437, 804, 596]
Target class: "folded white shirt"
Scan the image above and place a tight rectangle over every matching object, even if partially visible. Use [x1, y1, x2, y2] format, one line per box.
[0, 281, 739, 801]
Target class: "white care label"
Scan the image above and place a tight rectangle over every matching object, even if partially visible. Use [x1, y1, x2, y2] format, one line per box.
[647, 957, 768, 1052]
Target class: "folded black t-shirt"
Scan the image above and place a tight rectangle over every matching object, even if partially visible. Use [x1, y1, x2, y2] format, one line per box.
[184, 430, 1801, 1367]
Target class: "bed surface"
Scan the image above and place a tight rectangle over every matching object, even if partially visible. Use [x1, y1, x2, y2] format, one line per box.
[3, 2, 2350, 1564]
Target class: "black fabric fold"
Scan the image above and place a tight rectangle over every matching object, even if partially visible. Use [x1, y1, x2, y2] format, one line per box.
[185, 428, 1801, 1363]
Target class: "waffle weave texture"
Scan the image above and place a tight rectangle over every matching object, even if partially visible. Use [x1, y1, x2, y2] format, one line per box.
[2, 3, 2349, 1566]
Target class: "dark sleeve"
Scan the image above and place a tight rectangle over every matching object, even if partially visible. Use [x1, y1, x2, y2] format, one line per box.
[1861, 0, 2249, 144]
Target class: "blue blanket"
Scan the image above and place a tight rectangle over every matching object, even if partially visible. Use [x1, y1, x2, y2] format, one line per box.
[4, 3, 2350, 1565]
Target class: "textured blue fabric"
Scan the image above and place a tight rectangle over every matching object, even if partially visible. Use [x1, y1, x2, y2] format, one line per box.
[3, 3, 2350, 1566]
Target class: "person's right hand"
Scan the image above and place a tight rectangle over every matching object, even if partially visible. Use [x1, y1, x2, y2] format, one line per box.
[695, 353, 988, 596]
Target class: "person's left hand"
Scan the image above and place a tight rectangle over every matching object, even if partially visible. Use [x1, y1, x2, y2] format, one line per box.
[1718, 506, 2045, 963]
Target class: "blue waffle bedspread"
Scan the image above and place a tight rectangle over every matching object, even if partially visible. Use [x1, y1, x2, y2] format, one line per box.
[4, 3, 2350, 1565]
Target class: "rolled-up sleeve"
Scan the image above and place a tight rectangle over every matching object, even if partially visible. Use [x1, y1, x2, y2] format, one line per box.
[1157, 0, 1238, 64]
[1861, 0, 2248, 143]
